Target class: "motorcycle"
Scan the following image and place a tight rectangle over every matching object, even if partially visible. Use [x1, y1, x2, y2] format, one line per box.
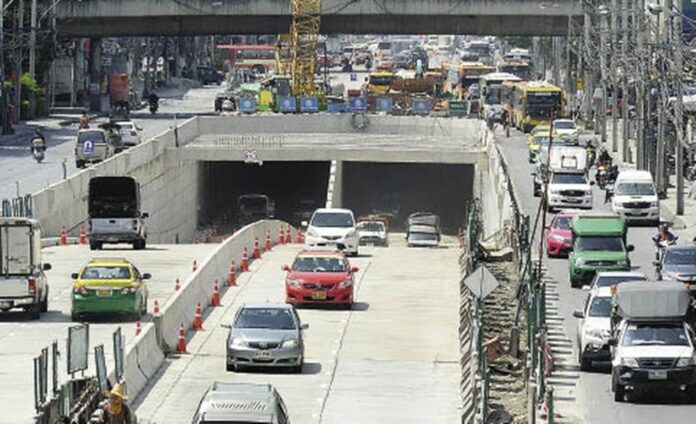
[654, 237, 678, 262]
[31, 137, 45, 163]
[149, 101, 158, 114]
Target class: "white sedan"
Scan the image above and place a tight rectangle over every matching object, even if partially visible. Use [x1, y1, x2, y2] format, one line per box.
[552, 119, 579, 145]
[114, 121, 143, 147]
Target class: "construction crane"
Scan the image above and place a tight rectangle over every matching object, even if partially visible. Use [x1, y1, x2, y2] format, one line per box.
[278, 0, 321, 97]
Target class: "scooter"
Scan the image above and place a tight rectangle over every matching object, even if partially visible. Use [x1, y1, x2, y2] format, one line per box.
[654, 237, 678, 262]
[31, 137, 45, 163]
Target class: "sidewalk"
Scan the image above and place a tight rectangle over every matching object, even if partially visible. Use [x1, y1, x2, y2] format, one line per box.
[588, 119, 696, 241]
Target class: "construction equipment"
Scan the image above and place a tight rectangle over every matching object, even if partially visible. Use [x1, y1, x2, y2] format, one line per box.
[276, 0, 322, 97]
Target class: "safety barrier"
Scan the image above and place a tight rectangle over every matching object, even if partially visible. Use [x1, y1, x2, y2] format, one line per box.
[1, 194, 33, 218]
[118, 324, 164, 399]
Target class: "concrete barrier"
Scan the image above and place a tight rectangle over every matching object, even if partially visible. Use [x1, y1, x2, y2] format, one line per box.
[156, 219, 293, 350]
[120, 324, 164, 399]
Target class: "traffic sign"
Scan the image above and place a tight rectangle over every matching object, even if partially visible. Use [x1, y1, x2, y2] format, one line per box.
[349, 97, 367, 112]
[82, 140, 95, 155]
[376, 97, 393, 113]
[279, 97, 296, 113]
[239, 98, 257, 114]
[412, 98, 431, 115]
[300, 97, 319, 113]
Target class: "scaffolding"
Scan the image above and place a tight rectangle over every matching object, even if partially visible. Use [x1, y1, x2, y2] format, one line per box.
[289, 0, 321, 97]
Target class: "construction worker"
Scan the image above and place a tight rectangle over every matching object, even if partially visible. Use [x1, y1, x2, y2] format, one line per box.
[99, 384, 133, 424]
[79, 111, 89, 129]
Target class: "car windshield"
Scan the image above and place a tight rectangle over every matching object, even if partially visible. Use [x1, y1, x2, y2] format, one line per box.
[293, 257, 346, 272]
[664, 249, 696, 265]
[358, 222, 384, 232]
[310, 212, 354, 228]
[77, 131, 105, 144]
[409, 232, 438, 241]
[615, 182, 655, 196]
[575, 236, 624, 252]
[588, 296, 612, 317]
[235, 308, 296, 330]
[369, 75, 393, 86]
[81, 266, 131, 279]
[554, 121, 575, 130]
[594, 275, 647, 288]
[551, 173, 586, 185]
[553, 216, 573, 230]
[622, 323, 690, 347]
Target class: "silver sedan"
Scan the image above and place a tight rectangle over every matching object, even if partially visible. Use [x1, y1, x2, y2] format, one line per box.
[224, 302, 307, 373]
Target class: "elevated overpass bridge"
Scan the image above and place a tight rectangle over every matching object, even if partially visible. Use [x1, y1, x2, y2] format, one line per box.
[56, 0, 583, 37]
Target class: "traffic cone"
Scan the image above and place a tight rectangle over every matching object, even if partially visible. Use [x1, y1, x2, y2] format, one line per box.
[176, 323, 187, 353]
[135, 321, 142, 336]
[284, 225, 292, 244]
[296, 229, 305, 244]
[193, 302, 204, 331]
[253, 237, 261, 259]
[279, 226, 285, 245]
[211, 279, 221, 307]
[264, 230, 272, 252]
[192, 260, 198, 272]
[228, 260, 237, 286]
[241, 247, 249, 272]
[153, 300, 160, 316]
[59, 226, 68, 246]
[79, 226, 87, 245]
[175, 277, 181, 291]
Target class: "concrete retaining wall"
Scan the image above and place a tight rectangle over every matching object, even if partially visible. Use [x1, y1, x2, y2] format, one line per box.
[32, 117, 201, 243]
[121, 325, 165, 399]
[476, 127, 514, 240]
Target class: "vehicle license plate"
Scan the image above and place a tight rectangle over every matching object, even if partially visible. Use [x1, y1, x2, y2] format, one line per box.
[96, 289, 112, 297]
[311, 291, 327, 300]
[648, 370, 667, 380]
[255, 351, 272, 358]
[565, 198, 581, 203]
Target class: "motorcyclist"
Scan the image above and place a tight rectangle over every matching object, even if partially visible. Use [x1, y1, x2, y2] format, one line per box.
[31, 128, 46, 152]
[652, 224, 678, 246]
[604, 165, 620, 203]
[596, 147, 612, 167]
[148, 92, 159, 108]
[79, 111, 89, 129]
[586, 139, 596, 168]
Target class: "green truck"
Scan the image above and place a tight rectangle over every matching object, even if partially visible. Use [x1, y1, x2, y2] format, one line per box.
[568, 213, 634, 288]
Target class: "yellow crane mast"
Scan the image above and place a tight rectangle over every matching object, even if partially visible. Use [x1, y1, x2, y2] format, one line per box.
[289, 0, 321, 97]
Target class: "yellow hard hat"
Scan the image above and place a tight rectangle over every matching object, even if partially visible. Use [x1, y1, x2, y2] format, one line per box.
[105, 383, 129, 400]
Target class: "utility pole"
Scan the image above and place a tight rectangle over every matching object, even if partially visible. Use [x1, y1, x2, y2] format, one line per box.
[599, 10, 608, 143]
[621, 0, 630, 162]
[673, 3, 685, 215]
[610, 0, 619, 153]
[655, 5, 666, 195]
[583, 9, 593, 124]
[15, 0, 25, 124]
[28, 0, 36, 78]
[635, 0, 645, 169]
[0, 0, 6, 134]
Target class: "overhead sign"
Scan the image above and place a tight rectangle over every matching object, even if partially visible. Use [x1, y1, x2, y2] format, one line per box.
[100, 57, 112, 67]
[412, 98, 431, 115]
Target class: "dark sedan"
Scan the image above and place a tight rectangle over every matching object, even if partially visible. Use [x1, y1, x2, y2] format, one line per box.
[655, 245, 696, 282]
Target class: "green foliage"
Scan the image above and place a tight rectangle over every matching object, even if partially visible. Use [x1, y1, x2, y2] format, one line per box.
[20, 73, 41, 94]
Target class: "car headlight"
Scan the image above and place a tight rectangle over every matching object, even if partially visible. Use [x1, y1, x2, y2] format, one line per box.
[620, 357, 639, 367]
[677, 357, 695, 367]
[337, 279, 353, 289]
[575, 258, 586, 266]
[584, 327, 610, 340]
[307, 228, 319, 237]
[281, 339, 298, 348]
[345, 229, 356, 238]
[286, 279, 301, 289]
[617, 259, 629, 267]
[230, 338, 247, 348]
[650, 201, 658, 207]
[550, 189, 561, 195]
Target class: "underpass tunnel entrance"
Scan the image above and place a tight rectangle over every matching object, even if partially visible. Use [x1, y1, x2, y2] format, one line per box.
[199, 161, 330, 230]
[341, 162, 474, 234]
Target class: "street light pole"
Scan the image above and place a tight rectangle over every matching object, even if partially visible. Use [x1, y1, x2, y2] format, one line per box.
[611, 0, 619, 153]
[14, 0, 24, 124]
[621, 0, 630, 162]
[599, 10, 608, 144]
[673, 5, 685, 215]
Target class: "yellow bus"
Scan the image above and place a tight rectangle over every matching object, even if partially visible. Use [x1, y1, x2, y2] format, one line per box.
[510, 82, 564, 132]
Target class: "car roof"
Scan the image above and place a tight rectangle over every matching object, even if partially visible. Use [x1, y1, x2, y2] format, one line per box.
[242, 302, 293, 310]
[590, 286, 613, 298]
[313, 208, 354, 214]
[616, 170, 653, 180]
[297, 249, 345, 258]
[86, 258, 131, 266]
[665, 245, 696, 252]
[198, 382, 276, 420]
[595, 271, 647, 278]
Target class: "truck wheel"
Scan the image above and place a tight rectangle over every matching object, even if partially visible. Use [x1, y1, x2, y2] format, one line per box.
[89, 241, 101, 251]
[613, 380, 625, 402]
[579, 352, 591, 371]
[76, 160, 85, 169]
[40, 294, 48, 313]
[27, 303, 41, 320]
[570, 276, 580, 289]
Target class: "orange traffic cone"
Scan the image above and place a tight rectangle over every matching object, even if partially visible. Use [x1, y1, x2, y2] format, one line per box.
[59, 226, 68, 246]
[253, 237, 261, 259]
[135, 321, 142, 336]
[211, 279, 221, 307]
[153, 300, 160, 316]
[176, 323, 187, 353]
[79, 226, 87, 245]
[279, 226, 285, 245]
[228, 260, 237, 286]
[192, 260, 198, 272]
[175, 277, 181, 291]
[296, 229, 305, 244]
[264, 230, 272, 252]
[241, 247, 249, 272]
[193, 302, 204, 331]
[284, 225, 292, 244]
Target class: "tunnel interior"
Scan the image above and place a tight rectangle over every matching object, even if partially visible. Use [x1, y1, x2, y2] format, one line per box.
[198, 161, 330, 230]
[341, 162, 474, 234]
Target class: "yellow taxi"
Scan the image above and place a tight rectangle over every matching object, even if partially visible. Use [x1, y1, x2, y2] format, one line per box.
[71, 258, 150, 321]
[527, 123, 551, 146]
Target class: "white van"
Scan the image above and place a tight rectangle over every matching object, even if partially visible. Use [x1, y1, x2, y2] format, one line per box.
[611, 170, 659, 224]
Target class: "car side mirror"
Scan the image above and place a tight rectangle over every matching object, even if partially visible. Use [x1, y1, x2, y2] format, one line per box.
[351, 266, 359, 273]
[573, 309, 584, 319]
[43, 263, 52, 271]
[301, 220, 308, 228]
[590, 181, 596, 186]
[582, 285, 590, 291]
[142, 212, 149, 219]
[626, 244, 635, 252]
[282, 265, 290, 272]
[301, 323, 309, 330]
[608, 338, 617, 347]
[142, 273, 152, 280]
[71, 273, 79, 279]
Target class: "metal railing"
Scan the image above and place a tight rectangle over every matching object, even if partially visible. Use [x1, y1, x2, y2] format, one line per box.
[1, 194, 33, 218]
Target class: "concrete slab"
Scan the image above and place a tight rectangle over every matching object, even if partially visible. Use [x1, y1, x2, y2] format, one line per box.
[0, 243, 216, 423]
[134, 235, 462, 423]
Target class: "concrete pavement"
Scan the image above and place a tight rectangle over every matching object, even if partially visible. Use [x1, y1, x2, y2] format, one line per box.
[134, 235, 462, 423]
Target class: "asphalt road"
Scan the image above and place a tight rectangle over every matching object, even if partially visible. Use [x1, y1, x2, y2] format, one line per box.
[0, 84, 220, 200]
[498, 127, 696, 423]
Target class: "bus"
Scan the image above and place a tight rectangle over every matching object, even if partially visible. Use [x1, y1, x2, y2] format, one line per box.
[441, 62, 495, 90]
[479, 72, 522, 118]
[217, 44, 277, 74]
[510, 81, 564, 132]
[503, 48, 534, 68]
[498, 60, 532, 81]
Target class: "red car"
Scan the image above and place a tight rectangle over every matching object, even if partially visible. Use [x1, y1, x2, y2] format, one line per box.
[546, 211, 576, 257]
[283, 250, 358, 308]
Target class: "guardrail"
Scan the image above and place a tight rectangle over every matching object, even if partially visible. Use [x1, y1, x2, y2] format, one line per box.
[1, 194, 33, 218]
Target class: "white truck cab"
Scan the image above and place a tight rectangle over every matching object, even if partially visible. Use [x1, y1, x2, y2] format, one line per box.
[610, 282, 696, 402]
[611, 170, 659, 225]
[548, 170, 593, 211]
[303, 208, 359, 256]
[0, 218, 51, 319]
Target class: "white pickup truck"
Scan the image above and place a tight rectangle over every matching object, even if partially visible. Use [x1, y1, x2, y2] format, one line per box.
[547, 170, 594, 211]
[0, 218, 51, 319]
[88, 176, 148, 250]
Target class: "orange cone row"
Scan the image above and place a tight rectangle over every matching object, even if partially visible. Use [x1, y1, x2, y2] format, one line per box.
[253, 237, 261, 259]
[175, 277, 181, 291]
[241, 247, 249, 272]
[296, 229, 305, 244]
[59, 226, 68, 246]
[284, 225, 292, 244]
[228, 260, 237, 286]
[176, 323, 187, 353]
[279, 227, 285, 245]
[193, 302, 204, 331]
[212, 280, 221, 307]
[264, 230, 273, 252]
[79, 226, 87, 245]
[192, 260, 198, 272]
[135, 320, 142, 336]
[153, 300, 160, 316]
